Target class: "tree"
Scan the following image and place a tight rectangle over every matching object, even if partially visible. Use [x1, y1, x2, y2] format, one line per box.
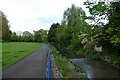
[22, 31, 33, 42]
[84, 1, 120, 55]
[0, 11, 11, 41]
[102, 2, 120, 55]
[16, 31, 23, 42]
[34, 29, 48, 42]
[0, 11, 2, 40]
[41, 30, 48, 42]
[10, 32, 18, 41]
[42, 35, 48, 42]
[48, 4, 92, 57]
[48, 23, 60, 44]
[62, 4, 91, 51]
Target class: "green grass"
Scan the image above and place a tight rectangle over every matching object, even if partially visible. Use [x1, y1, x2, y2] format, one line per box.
[0, 43, 2, 71]
[2, 42, 42, 70]
[51, 46, 86, 78]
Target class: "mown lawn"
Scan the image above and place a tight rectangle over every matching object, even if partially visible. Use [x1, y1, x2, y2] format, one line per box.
[0, 42, 2, 71]
[2, 42, 42, 70]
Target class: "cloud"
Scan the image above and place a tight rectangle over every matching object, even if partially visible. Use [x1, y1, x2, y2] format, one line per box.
[0, 0, 88, 32]
[36, 15, 62, 24]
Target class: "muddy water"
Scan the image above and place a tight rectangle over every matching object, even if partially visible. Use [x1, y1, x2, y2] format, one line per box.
[69, 58, 120, 78]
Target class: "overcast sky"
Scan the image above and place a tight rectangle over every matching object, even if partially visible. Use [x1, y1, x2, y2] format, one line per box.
[0, 0, 89, 32]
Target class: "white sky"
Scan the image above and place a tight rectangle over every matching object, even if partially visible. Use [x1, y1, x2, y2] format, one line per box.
[0, 0, 89, 32]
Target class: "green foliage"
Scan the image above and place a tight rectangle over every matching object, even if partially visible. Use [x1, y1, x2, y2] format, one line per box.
[22, 31, 33, 42]
[2, 42, 42, 70]
[10, 29, 48, 42]
[48, 23, 60, 45]
[63, 4, 86, 26]
[48, 1, 120, 67]
[84, 1, 109, 25]
[33, 29, 48, 42]
[83, 1, 120, 67]
[48, 4, 93, 58]
[10, 32, 18, 41]
[0, 11, 11, 41]
[42, 35, 48, 42]
[10, 31, 33, 42]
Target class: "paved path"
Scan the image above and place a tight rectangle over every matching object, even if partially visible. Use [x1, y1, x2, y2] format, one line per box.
[2, 45, 49, 78]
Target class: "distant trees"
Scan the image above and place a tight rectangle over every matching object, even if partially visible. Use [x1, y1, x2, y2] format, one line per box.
[10, 29, 48, 42]
[0, 11, 11, 41]
[33, 29, 48, 42]
[10, 32, 18, 41]
[0, 11, 48, 42]
[22, 31, 33, 42]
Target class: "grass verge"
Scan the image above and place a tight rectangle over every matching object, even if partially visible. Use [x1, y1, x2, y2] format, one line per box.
[2, 42, 42, 70]
[0, 43, 2, 71]
[51, 46, 86, 78]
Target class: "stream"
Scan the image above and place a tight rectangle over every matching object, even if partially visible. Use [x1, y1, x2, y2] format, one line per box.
[69, 58, 120, 78]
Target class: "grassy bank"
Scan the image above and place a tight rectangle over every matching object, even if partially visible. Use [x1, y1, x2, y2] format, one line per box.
[2, 42, 42, 70]
[51, 46, 86, 78]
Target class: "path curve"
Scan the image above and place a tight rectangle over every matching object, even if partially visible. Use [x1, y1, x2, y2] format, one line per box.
[3, 45, 49, 78]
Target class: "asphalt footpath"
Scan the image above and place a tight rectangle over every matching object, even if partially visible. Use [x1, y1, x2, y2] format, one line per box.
[2, 45, 49, 78]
